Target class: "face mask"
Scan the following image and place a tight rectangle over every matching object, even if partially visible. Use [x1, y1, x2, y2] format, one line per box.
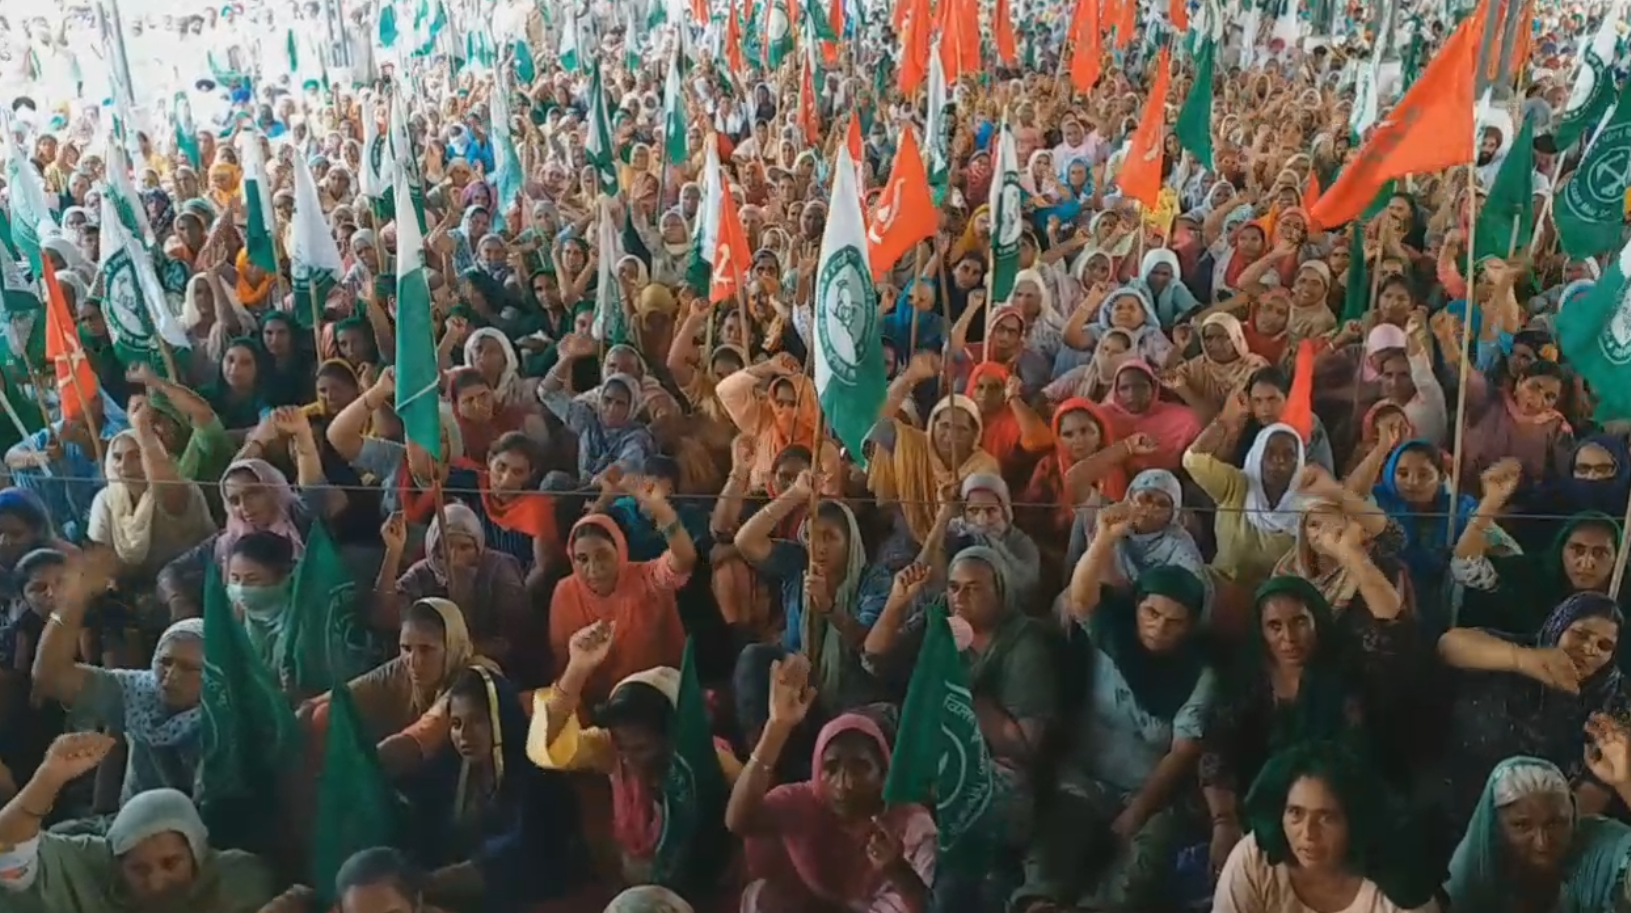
[226, 579, 290, 620]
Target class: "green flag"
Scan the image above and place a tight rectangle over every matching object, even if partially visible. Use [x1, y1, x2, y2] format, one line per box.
[172, 93, 203, 171]
[813, 143, 887, 464]
[591, 196, 629, 346]
[925, 38, 951, 198]
[3, 107, 56, 275]
[0, 254, 43, 371]
[988, 117, 1023, 305]
[392, 163, 443, 458]
[585, 63, 620, 195]
[290, 150, 344, 329]
[1557, 76, 1631, 261]
[1556, 10, 1622, 151]
[239, 132, 279, 274]
[1474, 116, 1536, 261]
[511, 40, 537, 83]
[98, 194, 192, 374]
[763, 0, 794, 68]
[882, 605, 995, 867]
[282, 522, 374, 694]
[662, 44, 688, 166]
[0, 365, 44, 454]
[1341, 225, 1369, 322]
[651, 639, 730, 891]
[198, 562, 301, 853]
[686, 138, 723, 295]
[311, 685, 399, 908]
[1174, 38, 1215, 171]
[488, 67, 526, 234]
[1558, 239, 1631, 422]
[559, 0, 582, 71]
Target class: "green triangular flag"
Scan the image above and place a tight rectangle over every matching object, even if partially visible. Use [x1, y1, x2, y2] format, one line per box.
[1558, 239, 1631, 421]
[310, 685, 399, 908]
[1174, 37, 1216, 170]
[1341, 224, 1369, 323]
[1474, 116, 1536, 262]
[1557, 75, 1631, 261]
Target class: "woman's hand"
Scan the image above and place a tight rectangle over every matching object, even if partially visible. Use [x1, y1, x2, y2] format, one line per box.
[370, 366, 397, 401]
[804, 567, 835, 616]
[891, 562, 932, 603]
[1587, 713, 1631, 788]
[1210, 819, 1243, 878]
[380, 511, 408, 553]
[1516, 646, 1581, 694]
[566, 620, 616, 672]
[37, 732, 118, 788]
[1096, 501, 1134, 539]
[865, 819, 906, 871]
[1123, 433, 1159, 458]
[730, 434, 757, 471]
[767, 654, 817, 727]
[1480, 458, 1523, 505]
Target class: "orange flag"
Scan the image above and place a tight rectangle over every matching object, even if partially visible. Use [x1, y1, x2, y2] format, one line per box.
[957, 0, 980, 74]
[1102, 0, 1123, 42]
[844, 112, 868, 223]
[691, 0, 708, 25]
[1115, 0, 1136, 49]
[42, 257, 98, 418]
[710, 188, 754, 304]
[867, 127, 938, 277]
[1308, 10, 1478, 229]
[897, 0, 929, 94]
[1116, 46, 1171, 210]
[1303, 171, 1321, 211]
[1069, 0, 1102, 93]
[993, 0, 1017, 64]
[1169, 0, 1188, 31]
[725, 0, 746, 75]
[798, 54, 820, 144]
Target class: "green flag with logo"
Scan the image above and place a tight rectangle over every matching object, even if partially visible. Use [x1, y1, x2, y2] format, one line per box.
[282, 521, 374, 694]
[591, 196, 629, 346]
[1175, 38, 1216, 170]
[392, 164, 443, 458]
[198, 562, 301, 854]
[3, 107, 55, 276]
[0, 255, 42, 370]
[925, 38, 951, 201]
[1559, 239, 1631, 422]
[1557, 76, 1631, 261]
[813, 143, 886, 463]
[585, 62, 620, 195]
[988, 118, 1024, 306]
[1474, 115, 1535, 261]
[290, 149, 344, 329]
[239, 132, 278, 274]
[1556, 10, 1622, 151]
[763, 0, 794, 69]
[651, 639, 730, 893]
[311, 684, 399, 907]
[98, 195, 191, 376]
[883, 604, 996, 868]
[662, 44, 688, 166]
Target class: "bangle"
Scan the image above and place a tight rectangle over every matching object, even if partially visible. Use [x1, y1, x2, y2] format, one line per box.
[659, 518, 683, 539]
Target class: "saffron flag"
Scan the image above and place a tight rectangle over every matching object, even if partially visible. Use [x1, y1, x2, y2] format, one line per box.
[993, 0, 1017, 64]
[41, 258, 98, 417]
[709, 179, 753, 304]
[867, 127, 937, 278]
[1117, 47, 1172, 210]
[1068, 0, 1102, 94]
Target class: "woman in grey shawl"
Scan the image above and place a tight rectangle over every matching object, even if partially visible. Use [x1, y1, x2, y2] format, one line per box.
[918, 473, 1042, 607]
[1067, 469, 1212, 615]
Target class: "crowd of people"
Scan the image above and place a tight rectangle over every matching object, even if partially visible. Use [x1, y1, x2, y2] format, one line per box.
[0, 0, 1630, 911]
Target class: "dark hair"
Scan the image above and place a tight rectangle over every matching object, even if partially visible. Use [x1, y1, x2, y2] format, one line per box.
[335, 847, 423, 908]
[0, 489, 52, 533]
[15, 547, 67, 584]
[489, 432, 543, 478]
[228, 530, 297, 575]
[812, 501, 853, 539]
[710, 347, 745, 372]
[1375, 274, 1416, 302]
[1247, 365, 1291, 394]
[315, 361, 363, 391]
[446, 667, 493, 707]
[645, 455, 681, 487]
[591, 680, 674, 735]
[448, 367, 492, 400]
[772, 445, 813, 473]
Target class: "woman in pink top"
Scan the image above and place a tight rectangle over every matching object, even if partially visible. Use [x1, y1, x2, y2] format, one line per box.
[715, 355, 842, 494]
[1215, 742, 1441, 913]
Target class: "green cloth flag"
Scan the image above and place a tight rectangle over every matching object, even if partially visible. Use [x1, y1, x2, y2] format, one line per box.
[2, 107, 55, 275]
[591, 195, 629, 345]
[286, 29, 299, 74]
[811, 0, 840, 41]
[559, 0, 582, 71]
[512, 40, 536, 84]
[0, 208, 14, 262]
[378, 4, 399, 47]
[0, 365, 44, 454]
[0, 256, 43, 370]
[925, 38, 951, 198]
[686, 138, 724, 295]
[360, 94, 395, 206]
[311, 684, 398, 908]
[1559, 239, 1631, 422]
[290, 150, 344, 329]
[487, 67, 527, 234]
[651, 639, 730, 890]
[1341, 225, 1369, 322]
[198, 562, 301, 853]
[622, 203, 653, 271]
[1474, 115, 1536, 261]
[1557, 76, 1631, 261]
[813, 142, 887, 465]
[388, 89, 429, 236]
[1556, 10, 1622, 151]
[1174, 37, 1216, 170]
[585, 63, 620, 195]
[98, 193, 191, 372]
[392, 162, 443, 459]
[764, 0, 794, 69]
[988, 117, 1023, 305]
[239, 132, 278, 274]
[173, 92, 203, 170]
[662, 44, 688, 166]
[882, 605, 995, 867]
[282, 521, 374, 693]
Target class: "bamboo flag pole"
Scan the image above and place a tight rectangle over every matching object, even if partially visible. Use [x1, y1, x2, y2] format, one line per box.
[1445, 161, 1479, 542]
[1610, 488, 1631, 597]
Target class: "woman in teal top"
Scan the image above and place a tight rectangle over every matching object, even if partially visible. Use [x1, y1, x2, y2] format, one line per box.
[1446, 753, 1631, 913]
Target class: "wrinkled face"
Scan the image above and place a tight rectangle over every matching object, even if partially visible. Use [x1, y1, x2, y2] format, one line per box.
[109, 433, 145, 483]
[930, 407, 978, 465]
[118, 831, 198, 905]
[1377, 353, 1414, 402]
[1259, 432, 1300, 491]
[1561, 524, 1616, 592]
[820, 731, 885, 818]
[947, 558, 1001, 628]
[1114, 368, 1154, 415]
[222, 345, 258, 388]
[1259, 593, 1317, 666]
[448, 692, 493, 762]
[441, 532, 481, 574]
[1497, 791, 1574, 876]
[1130, 486, 1174, 534]
[599, 381, 634, 427]
[1057, 409, 1103, 462]
[455, 381, 495, 423]
[962, 489, 1006, 533]
[222, 471, 278, 531]
[1515, 375, 1562, 417]
[154, 636, 204, 710]
[1011, 280, 1043, 317]
[400, 617, 447, 691]
[1283, 776, 1349, 871]
[479, 238, 507, 270]
[1108, 295, 1145, 330]
[1201, 322, 1236, 362]
[1085, 255, 1112, 284]
[571, 530, 622, 596]
[1135, 592, 1193, 653]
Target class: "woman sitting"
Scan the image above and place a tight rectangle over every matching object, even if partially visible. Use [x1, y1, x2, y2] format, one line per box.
[1214, 741, 1440, 913]
[404, 666, 584, 913]
[86, 403, 217, 582]
[1021, 505, 1211, 912]
[0, 735, 277, 913]
[728, 654, 935, 913]
[527, 621, 739, 898]
[1445, 740, 1631, 913]
[918, 473, 1042, 610]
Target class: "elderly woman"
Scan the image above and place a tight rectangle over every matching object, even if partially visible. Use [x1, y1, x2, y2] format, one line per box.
[540, 354, 659, 488]
[918, 473, 1042, 609]
[463, 328, 540, 412]
[1029, 505, 1213, 911]
[377, 504, 527, 672]
[1446, 749, 1631, 913]
[1213, 742, 1440, 913]
[1065, 470, 1207, 604]
[728, 656, 936, 913]
[1169, 313, 1270, 417]
[0, 748, 277, 913]
[87, 406, 217, 580]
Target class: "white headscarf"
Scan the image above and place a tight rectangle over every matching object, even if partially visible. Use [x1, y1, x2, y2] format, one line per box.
[1242, 422, 1306, 536]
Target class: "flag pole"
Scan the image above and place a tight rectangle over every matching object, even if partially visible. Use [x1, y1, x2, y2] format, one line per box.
[1445, 161, 1479, 541]
[908, 243, 925, 354]
[1610, 487, 1631, 597]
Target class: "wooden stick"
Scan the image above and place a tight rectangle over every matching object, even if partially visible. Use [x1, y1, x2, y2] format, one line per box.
[1446, 161, 1478, 542]
[908, 243, 926, 354]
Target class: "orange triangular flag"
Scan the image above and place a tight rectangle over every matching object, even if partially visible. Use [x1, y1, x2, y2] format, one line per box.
[1169, 0, 1188, 31]
[710, 188, 754, 304]
[1069, 0, 1102, 93]
[1308, 9, 1478, 229]
[1117, 46, 1170, 209]
[42, 257, 99, 418]
[897, 0, 929, 94]
[798, 54, 820, 144]
[691, 0, 708, 25]
[1303, 171, 1321, 211]
[867, 127, 938, 278]
[725, 0, 746, 75]
[1115, 0, 1136, 49]
[956, 0, 980, 73]
[936, 0, 961, 82]
[993, 0, 1017, 64]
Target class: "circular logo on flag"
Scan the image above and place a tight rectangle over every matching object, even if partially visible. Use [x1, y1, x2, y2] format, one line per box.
[368, 135, 388, 179]
[1565, 123, 1631, 225]
[768, 5, 790, 43]
[1604, 284, 1631, 366]
[817, 247, 878, 387]
[997, 175, 1023, 248]
[656, 751, 698, 847]
[936, 681, 994, 840]
[102, 250, 156, 355]
[1565, 59, 1603, 114]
